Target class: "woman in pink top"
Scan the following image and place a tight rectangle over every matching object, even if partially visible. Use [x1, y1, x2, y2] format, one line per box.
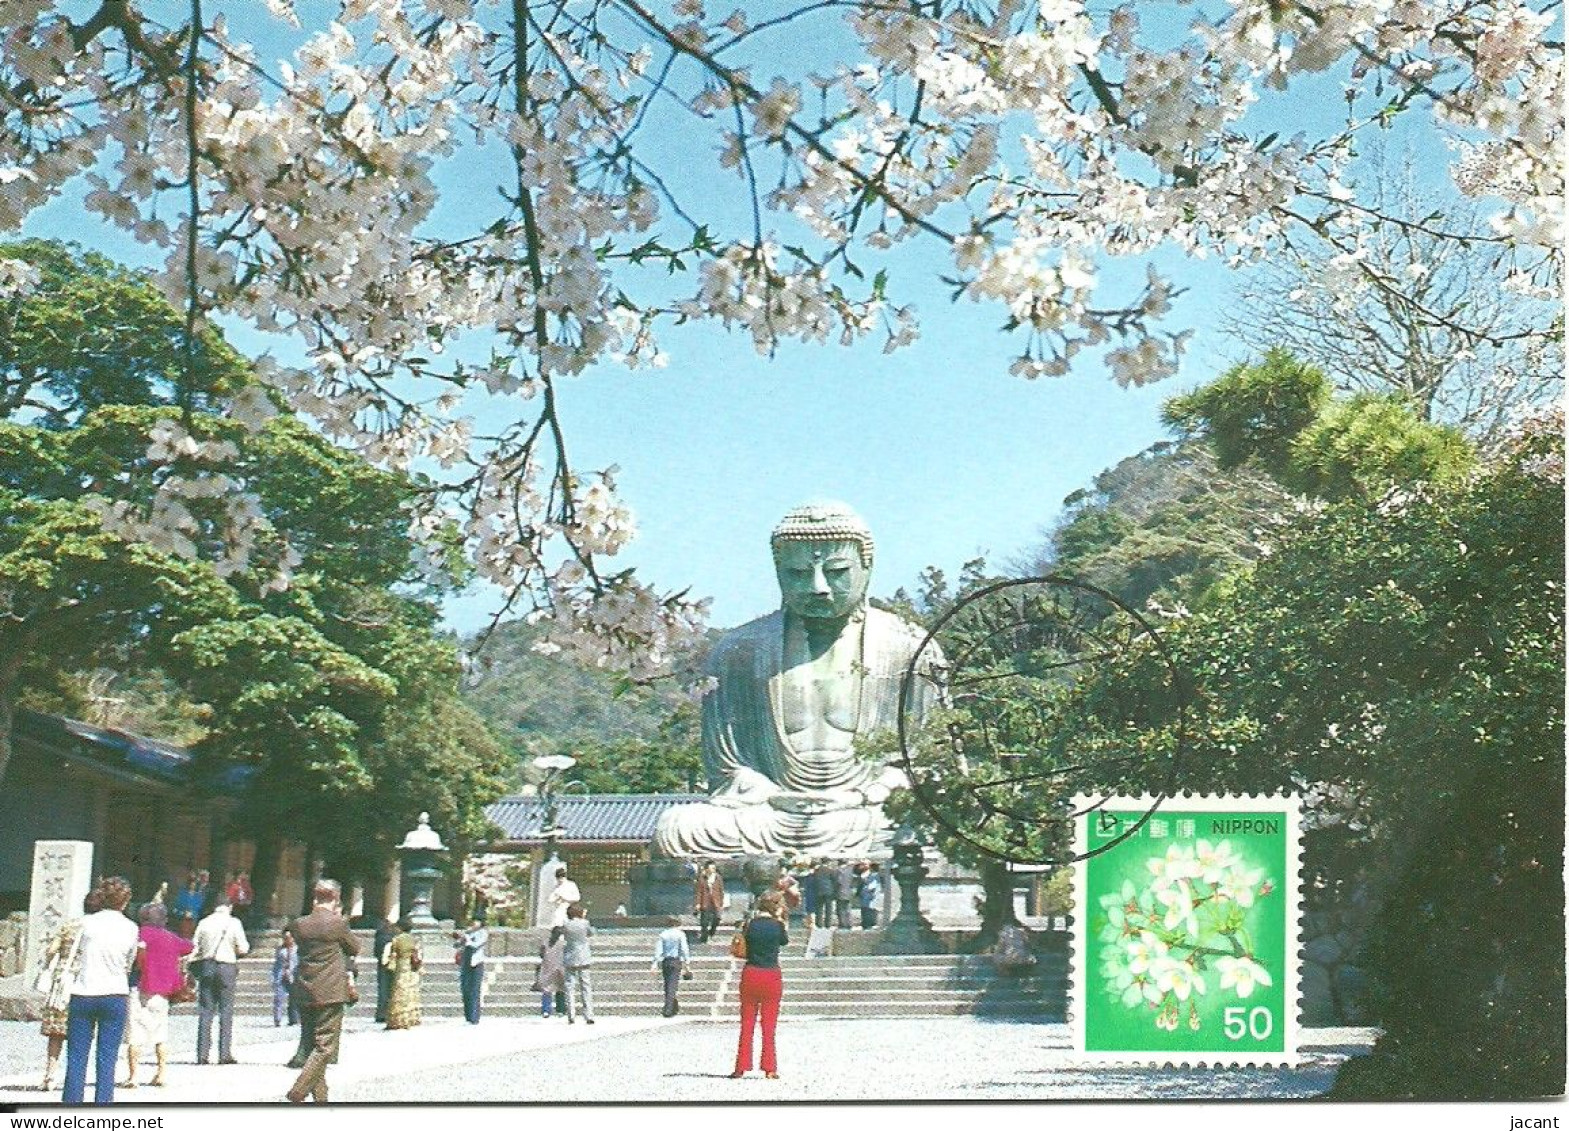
[123, 902, 192, 1088]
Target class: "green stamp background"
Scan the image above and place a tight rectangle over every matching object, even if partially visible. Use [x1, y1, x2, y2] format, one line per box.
[1084, 808, 1289, 1054]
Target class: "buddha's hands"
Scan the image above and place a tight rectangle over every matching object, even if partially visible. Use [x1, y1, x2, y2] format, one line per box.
[766, 788, 867, 814]
[709, 766, 781, 807]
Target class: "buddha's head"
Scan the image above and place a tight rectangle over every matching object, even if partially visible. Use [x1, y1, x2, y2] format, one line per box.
[770, 502, 874, 621]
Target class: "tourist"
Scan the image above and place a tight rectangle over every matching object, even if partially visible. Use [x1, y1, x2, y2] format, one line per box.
[37, 890, 99, 1093]
[190, 896, 249, 1065]
[271, 930, 298, 1027]
[561, 903, 596, 1024]
[122, 901, 192, 1089]
[798, 859, 818, 929]
[62, 877, 139, 1105]
[171, 871, 205, 940]
[456, 916, 488, 1024]
[774, 868, 802, 932]
[652, 922, 691, 1017]
[372, 915, 397, 1023]
[858, 863, 882, 929]
[383, 918, 423, 1030]
[535, 927, 567, 1017]
[225, 871, 253, 924]
[730, 890, 788, 1079]
[287, 879, 360, 1104]
[693, 862, 725, 943]
[812, 860, 837, 928]
[835, 861, 858, 929]
[548, 866, 580, 928]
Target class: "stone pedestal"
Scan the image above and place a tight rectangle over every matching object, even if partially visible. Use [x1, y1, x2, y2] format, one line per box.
[397, 813, 448, 929]
[876, 838, 942, 955]
[24, 840, 94, 988]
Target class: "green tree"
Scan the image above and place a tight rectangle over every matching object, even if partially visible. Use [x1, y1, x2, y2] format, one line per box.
[1024, 441, 1285, 612]
[1167, 429, 1563, 1097]
[0, 240, 509, 916]
[1162, 349, 1333, 477]
[0, 239, 246, 424]
[1164, 349, 1474, 501]
[1018, 379, 1562, 1094]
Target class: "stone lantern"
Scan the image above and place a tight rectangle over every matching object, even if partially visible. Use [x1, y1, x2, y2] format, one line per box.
[397, 812, 447, 928]
[877, 823, 942, 954]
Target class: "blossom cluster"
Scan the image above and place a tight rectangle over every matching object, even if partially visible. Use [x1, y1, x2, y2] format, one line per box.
[1097, 841, 1275, 1030]
[0, 0, 1557, 677]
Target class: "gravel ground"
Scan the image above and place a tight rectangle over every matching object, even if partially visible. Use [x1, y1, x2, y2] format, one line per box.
[0, 1013, 1375, 1105]
[331, 1018, 1371, 1103]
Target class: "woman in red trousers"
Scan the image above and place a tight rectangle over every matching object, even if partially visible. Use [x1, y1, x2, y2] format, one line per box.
[731, 890, 789, 1079]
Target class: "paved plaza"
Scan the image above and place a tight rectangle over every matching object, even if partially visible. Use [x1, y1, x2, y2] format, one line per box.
[0, 1011, 1375, 1105]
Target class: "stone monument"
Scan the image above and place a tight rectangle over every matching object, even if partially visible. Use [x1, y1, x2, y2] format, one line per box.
[654, 501, 942, 859]
[23, 840, 94, 989]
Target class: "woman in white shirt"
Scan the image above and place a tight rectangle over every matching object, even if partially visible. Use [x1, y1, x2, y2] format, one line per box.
[549, 867, 581, 928]
[62, 877, 140, 1105]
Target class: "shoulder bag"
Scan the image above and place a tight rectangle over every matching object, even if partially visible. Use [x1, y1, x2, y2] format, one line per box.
[728, 915, 750, 961]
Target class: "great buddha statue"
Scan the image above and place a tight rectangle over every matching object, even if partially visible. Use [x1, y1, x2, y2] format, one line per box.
[653, 502, 941, 859]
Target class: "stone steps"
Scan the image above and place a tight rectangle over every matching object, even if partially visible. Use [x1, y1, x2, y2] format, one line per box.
[229, 941, 1067, 1021]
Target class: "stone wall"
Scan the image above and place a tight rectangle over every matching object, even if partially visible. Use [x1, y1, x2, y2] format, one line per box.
[1300, 901, 1372, 1026]
[0, 912, 25, 978]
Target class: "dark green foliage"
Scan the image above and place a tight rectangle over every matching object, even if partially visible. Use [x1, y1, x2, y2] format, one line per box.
[1162, 348, 1332, 475]
[1098, 432, 1564, 1097]
[0, 240, 247, 424]
[1028, 442, 1285, 611]
[1162, 349, 1474, 503]
[1288, 392, 1475, 499]
[0, 240, 508, 911]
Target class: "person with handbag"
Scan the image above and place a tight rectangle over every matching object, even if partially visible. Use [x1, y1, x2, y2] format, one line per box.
[652, 923, 691, 1017]
[382, 918, 423, 1030]
[122, 901, 192, 1089]
[286, 879, 360, 1104]
[62, 876, 140, 1105]
[36, 890, 100, 1093]
[534, 927, 567, 1017]
[730, 890, 789, 1079]
[190, 896, 249, 1065]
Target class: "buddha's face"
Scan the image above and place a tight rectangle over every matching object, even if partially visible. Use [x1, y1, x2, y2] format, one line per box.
[774, 538, 870, 621]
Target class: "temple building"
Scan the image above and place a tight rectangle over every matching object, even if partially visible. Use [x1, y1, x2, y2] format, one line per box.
[0, 709, 309, 918]
[482, 792, 708, 920]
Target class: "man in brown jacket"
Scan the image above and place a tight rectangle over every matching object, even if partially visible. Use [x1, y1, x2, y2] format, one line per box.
[286, 880, 359, 1103]
[693, 862, 724, 943]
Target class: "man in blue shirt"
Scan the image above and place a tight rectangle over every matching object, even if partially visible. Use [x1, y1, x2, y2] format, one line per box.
[652, 924, 691, 1017]
[858, 863, 883, 929]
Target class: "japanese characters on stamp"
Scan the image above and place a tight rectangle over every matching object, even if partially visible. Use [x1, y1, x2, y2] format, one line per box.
[1072, 794, 1302, 1066]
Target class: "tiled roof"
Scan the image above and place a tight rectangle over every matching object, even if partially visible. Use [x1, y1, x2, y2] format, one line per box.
[485, 793, 707, 844]
[14, 709, 251, 793]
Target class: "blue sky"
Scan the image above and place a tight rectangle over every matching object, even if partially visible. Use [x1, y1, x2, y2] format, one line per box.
[18, 1, 1461, 632]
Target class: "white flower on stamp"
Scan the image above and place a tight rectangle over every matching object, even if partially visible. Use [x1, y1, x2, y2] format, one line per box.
[1156, 878, 1200, 939]
[1151, 956, 1206, 1001]
[1215, 955, 1274, 999]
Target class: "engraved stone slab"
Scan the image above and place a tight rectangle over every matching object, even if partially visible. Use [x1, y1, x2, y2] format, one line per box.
[23, 840, 94, 988]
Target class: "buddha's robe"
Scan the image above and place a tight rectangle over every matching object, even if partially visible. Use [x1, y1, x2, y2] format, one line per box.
[653, 605, 942, 858]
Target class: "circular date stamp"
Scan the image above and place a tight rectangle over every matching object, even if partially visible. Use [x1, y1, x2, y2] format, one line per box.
[896, 576, 1189, 866]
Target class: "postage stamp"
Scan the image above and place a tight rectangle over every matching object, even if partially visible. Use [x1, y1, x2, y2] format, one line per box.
[1071, 794, 1302, 1066]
